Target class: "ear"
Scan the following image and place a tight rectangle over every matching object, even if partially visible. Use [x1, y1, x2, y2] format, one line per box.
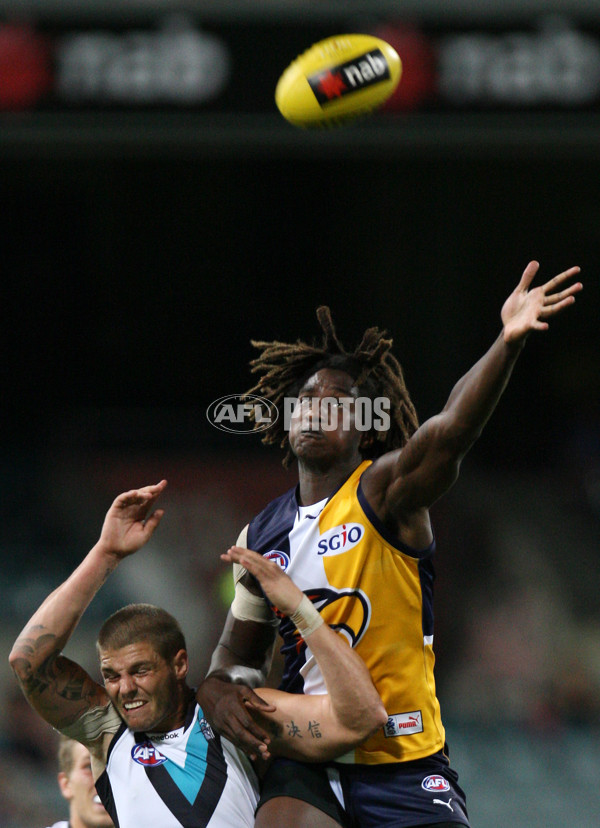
[57, 771, 73, 801]
[172, 649, 189, 681]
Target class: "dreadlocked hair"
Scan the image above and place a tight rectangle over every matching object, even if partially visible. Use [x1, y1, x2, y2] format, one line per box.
[245, 306, 419, 467]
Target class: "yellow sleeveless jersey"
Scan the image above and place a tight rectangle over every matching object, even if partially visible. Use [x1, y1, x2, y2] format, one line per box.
[246, 460, 446, 765]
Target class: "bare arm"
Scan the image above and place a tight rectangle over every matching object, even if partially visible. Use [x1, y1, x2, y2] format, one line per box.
[218, 546, 387, 761]
[367, 262, 582, 526]
[197, 523, 278, 760]
[197, 610, 278, 760]
[8, 482, 167, 742]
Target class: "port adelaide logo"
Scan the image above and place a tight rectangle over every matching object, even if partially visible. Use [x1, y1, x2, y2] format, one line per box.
[308, 49, 391, 106]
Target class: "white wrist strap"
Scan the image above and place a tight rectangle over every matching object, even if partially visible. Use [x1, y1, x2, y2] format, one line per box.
[290, 594, 323, 638]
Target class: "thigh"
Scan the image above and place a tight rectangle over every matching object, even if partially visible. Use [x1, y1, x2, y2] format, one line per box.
[255, 797, 344, 828]
[256, 758, 347, 828]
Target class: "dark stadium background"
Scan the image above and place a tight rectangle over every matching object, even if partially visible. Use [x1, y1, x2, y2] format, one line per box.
[0, 4, 599, 827]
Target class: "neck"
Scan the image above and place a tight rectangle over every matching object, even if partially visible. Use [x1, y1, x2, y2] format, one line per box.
[297, 459, 363, 505]
[170, 685, 194, 729]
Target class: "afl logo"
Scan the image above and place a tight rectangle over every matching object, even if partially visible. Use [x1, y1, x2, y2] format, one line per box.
[131, 742, 167, 766]
[264, 550, 290, 571]
[206, 394, 278, 434]
[421, 775, 450, 793]
[317, 523, 364, 556]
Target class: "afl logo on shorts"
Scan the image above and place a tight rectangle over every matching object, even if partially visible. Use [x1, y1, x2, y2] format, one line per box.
[264, 550, 290, 571]
[131, 742, 167, 766]
[421, 775, 450, 793]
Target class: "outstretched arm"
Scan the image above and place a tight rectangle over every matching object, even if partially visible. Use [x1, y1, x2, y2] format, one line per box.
[8, 482, 167, 739]
[368, 262, 582, 526]
[216, 546, 387, 761]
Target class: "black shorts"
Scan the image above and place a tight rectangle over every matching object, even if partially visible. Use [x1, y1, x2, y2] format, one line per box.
[257, 750, 469, 828]
[336, 750, 470, 827]
[257, 757, 349, 826]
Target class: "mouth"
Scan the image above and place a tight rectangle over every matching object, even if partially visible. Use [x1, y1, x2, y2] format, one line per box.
[123, 699, 147, 714]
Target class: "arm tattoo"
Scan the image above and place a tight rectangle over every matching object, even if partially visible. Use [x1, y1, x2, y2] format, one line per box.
[11, 627, 99, 723]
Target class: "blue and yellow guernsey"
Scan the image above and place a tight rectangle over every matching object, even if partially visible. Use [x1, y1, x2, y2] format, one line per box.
[246, 460, 446, 766]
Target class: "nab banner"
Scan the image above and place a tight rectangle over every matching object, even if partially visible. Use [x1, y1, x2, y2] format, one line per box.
[1, 13, 600, 114]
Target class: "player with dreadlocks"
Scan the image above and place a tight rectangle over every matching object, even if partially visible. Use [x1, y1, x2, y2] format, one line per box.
[198, 261, 582, 828]
[246, 305, 419, 465]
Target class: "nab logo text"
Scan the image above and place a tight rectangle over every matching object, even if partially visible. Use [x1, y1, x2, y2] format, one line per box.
[206, 394, 278, 434]
[131, 742, 167, 766]
[317, 523, 363, 556]
[309, 49, 391, 105]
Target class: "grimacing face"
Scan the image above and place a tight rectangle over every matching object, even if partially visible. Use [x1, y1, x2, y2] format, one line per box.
[99, 639, 188, 733]
[58, 741, 113, 828]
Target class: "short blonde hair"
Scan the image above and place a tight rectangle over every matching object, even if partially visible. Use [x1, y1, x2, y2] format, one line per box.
[57, 733, 78, 776]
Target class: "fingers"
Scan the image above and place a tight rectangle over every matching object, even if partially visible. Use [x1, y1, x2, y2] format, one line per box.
[226, 709, 273, 761]
[244, 689, 277, 713]
[519, 262, 581, 296]
[143, 508, 165, 536]
[518, 260, 540, 289]
[114, 480, 168, 510]
[221, 546, 272, 575]
[543, 265, 581, 292]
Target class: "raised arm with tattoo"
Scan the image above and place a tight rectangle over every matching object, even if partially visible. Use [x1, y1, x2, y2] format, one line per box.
[8, 482, 167, 765]
[9, 479, 385, 779]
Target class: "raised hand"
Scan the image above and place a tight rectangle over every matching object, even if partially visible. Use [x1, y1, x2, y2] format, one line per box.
[502, 261, 582, 344]
[221, 546, 304, 617]
[97, 480, 167, 559]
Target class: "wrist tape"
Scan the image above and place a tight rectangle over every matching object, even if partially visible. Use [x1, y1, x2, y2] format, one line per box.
[290, 594, 323, 638]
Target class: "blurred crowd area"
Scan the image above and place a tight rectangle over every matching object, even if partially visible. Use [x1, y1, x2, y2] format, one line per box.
[0, 436, 598, 828]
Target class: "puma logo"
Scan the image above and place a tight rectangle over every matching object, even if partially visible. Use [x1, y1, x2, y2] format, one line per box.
[433, 797, 454, 812]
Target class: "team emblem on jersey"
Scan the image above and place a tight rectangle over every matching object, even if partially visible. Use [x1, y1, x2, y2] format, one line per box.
[264, 550, 290, 570]
[421, 774, 450, 793]
[199, 717, 215, 740]
[307, 586, 371, 645]
[317, 523, 364, 556]
[131, 742, 167, 766]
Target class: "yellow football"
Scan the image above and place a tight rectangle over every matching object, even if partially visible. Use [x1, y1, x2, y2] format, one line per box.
[275, 33, 402, 128]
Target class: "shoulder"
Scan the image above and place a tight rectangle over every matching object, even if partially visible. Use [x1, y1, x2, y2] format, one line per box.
[359, 449, 400, 501]
[247, 487, 297, 548]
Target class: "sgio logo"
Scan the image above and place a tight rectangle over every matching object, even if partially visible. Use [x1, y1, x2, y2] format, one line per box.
[206, 395, 278, 434]
[317, 523, 364, 556]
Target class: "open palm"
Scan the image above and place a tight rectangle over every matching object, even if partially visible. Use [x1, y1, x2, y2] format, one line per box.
[98, 480, 167, 558]
[502, 261, 582, 343]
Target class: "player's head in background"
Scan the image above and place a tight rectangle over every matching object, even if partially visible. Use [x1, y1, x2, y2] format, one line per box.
[57, 736, 114, 828]
[246, 306, 419, 466]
